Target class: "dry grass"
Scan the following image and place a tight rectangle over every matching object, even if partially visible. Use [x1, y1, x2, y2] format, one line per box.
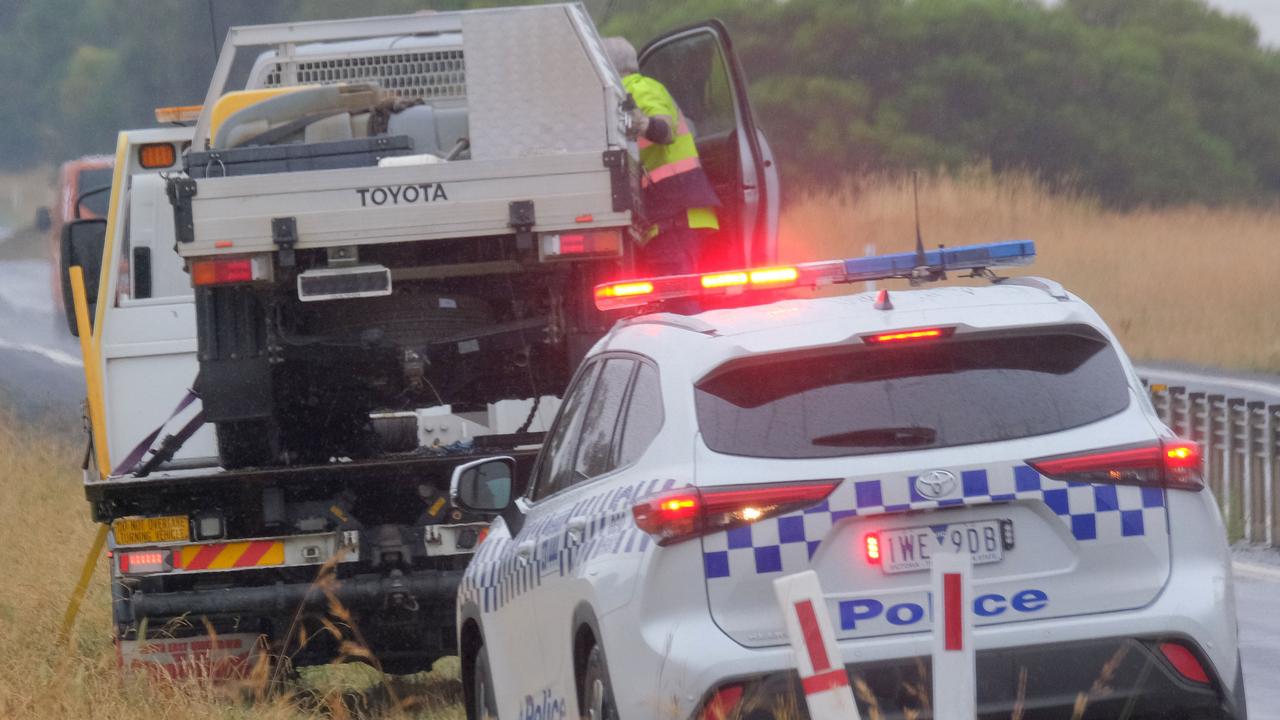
[0, 414, 463, 720]
[780, 170, 1280, 373]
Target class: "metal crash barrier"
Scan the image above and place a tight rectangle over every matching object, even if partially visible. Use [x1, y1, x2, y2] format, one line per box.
[1146, 383, 1280, 547]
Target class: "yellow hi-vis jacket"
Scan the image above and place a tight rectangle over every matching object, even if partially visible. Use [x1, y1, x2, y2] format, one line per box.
[623, 73, 720, 243]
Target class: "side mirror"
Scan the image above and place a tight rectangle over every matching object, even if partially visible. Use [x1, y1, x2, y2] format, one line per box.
[450, 456, 516, 516]
[34, 207, 51, 233]
[60, 218, 108, 337]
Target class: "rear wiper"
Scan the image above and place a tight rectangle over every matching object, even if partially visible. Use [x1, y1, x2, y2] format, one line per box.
[811, 426, 937, 448]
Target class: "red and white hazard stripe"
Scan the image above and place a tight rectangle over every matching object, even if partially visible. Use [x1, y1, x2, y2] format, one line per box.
[773, 571, 862, 720]
[931, 553, 976, 719]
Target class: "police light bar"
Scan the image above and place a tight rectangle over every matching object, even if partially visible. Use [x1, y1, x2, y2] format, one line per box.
[594, 240, 1035, 311]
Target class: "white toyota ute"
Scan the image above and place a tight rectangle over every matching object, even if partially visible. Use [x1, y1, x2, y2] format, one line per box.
[451, 241, 1246, 720]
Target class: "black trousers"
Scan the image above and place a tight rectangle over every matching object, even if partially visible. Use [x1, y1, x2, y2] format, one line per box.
[639, 225, 715, 277]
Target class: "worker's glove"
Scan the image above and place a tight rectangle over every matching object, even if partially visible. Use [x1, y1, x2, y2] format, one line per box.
[627, 107, 650, 140]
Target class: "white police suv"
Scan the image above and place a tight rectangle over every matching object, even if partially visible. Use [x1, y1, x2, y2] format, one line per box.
[451, 241, 1246, 719]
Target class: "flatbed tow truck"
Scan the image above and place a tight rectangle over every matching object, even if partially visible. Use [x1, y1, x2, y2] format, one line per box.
[63, 4, 776, 679]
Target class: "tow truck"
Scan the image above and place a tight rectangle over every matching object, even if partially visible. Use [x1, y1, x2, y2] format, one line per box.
[167, 5, 778, 469]
[64, 5, 776, 678]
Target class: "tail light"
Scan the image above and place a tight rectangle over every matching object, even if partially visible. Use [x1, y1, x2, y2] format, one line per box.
[698, 683, 745, 720]
[863, 327, 955, 344]
[1158, 642, 1211, 684]
[539, 229, 623, 261]
[119, 549, 171, 575]
[632, 480, 839, 546]
[190, 255, 273, 287]
[1028, 439, 1203, 490]
[864, 533, 882, 564]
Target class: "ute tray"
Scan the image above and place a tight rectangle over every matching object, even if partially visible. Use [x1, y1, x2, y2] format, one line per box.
[184, 135, 415, 179]
[85, 444, 542, 523]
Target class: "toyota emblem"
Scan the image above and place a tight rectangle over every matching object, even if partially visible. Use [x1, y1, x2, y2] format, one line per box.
[915, 469, 958, 499]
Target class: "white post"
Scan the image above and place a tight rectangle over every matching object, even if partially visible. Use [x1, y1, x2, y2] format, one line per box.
[773, 571, 862, 720]
[931, 553, 976, 719]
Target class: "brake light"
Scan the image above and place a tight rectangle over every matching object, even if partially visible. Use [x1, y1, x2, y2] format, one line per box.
[863, 327, 953, 344]
[119, 549, 169, 575]
[633, 481, 838, 546]
[1159, 642, 1211, 684]
[699, 683, 745, 720]
[539, 229, 623, 260]
[865, 533, 881, 564]
[1028, 439, 1203, 490]
[190, 255, 272, 287]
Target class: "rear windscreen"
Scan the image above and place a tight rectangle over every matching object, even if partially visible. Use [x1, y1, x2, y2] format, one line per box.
[76, 167, 114, 218]
[695, 326, 1131, 459]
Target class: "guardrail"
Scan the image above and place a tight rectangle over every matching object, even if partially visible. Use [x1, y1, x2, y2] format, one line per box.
[1146, 383, 1280, 547]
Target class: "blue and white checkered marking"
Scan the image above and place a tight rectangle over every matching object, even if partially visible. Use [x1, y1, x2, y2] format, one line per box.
[459, 477, 676, 614]
[702, 465, 1167, 579]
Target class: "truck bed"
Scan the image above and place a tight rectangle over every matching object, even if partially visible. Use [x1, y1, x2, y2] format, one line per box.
[86, 444, 542, 523]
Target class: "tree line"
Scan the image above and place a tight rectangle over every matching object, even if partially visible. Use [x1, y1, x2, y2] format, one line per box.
[3, 0, 1278, 207]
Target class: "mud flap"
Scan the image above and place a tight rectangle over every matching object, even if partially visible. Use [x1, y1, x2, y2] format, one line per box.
[117, 632, 268, 680]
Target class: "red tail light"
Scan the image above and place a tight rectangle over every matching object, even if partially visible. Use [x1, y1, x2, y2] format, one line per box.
[119, 549, 170, 575]
[190, 255, 271, 287]
[1158, 642, 1211, 684]
[699, 683, 745, 720]
[632, 481, 839, 546]
[539, 229, 623, 260]
[863, 327, 955, 344]
[864, 533, 881, 564]
[1028, 439, 1203, 490]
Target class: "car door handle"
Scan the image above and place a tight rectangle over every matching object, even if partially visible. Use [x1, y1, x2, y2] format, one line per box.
[515, 541, 536, 565]
[566, 517, 588, 546]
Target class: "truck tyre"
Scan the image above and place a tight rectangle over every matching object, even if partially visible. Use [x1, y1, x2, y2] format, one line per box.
[215, 419, 279, 469]
[580, 643, 619, 720]
[471, 643, 498, 720]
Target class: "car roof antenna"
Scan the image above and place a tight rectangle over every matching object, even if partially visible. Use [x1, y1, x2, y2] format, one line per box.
[913, 172, 926, 269]
[909, 172, 941, 285]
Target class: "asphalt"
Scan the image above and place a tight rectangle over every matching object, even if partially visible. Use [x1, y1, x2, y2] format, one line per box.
[0, 252, 85, 423]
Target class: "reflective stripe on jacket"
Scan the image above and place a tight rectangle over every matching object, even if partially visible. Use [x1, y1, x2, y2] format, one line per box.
[623, 73, 719, 238]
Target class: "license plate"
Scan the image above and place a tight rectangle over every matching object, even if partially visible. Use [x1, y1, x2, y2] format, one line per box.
[113, 516, 189, 545]
[880, 519, 1011, 575]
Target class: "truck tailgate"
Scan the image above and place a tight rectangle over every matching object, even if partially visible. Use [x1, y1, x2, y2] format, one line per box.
[175, 151, 631, 256]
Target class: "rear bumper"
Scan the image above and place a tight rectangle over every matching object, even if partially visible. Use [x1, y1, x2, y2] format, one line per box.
[700, 636, 1238, 719]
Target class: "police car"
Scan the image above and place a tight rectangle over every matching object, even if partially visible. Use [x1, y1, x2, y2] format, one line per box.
[451, 241, 1246, 719]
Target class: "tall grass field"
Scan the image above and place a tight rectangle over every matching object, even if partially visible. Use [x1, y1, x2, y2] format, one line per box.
[0, 172, 1274, 717]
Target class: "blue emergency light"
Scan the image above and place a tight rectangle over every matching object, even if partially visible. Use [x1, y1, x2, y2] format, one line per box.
[839, 240, 1035, 282]
[594, 240, 1038, 311]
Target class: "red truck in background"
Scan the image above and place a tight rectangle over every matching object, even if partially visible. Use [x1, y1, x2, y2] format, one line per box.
[39, 155, 114, 326]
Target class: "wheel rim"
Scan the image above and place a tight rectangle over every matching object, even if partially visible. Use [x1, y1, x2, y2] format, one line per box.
[475, 655, 494, 720]
[589, 677, 606, 720]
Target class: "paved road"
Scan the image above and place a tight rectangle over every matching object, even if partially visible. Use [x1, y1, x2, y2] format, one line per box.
[0, 254, 85, 422]
[1237, 568, 1280, 718]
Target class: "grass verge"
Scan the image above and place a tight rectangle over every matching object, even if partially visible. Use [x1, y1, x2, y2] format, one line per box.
[781, 170, 1280, 373]
[0, 414, 462, 719]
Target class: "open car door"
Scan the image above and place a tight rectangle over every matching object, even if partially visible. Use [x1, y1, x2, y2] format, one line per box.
[640, 20, 779, 270]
